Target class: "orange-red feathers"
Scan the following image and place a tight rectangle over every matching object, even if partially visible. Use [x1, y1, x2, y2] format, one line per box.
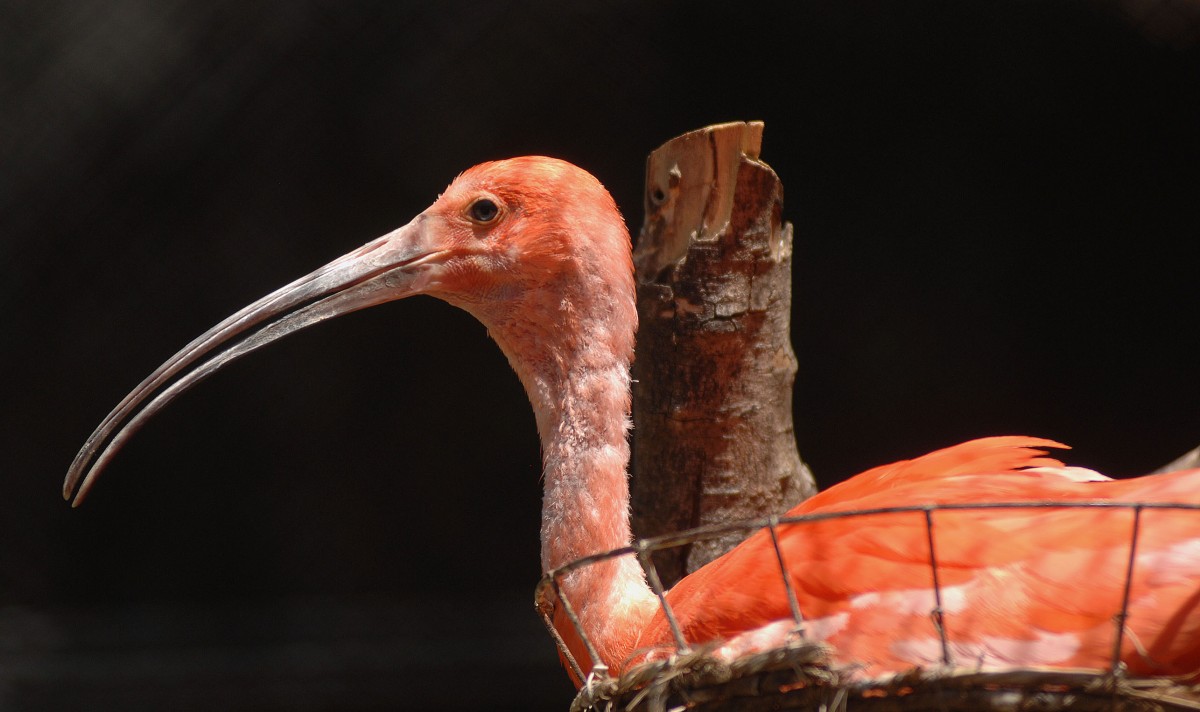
[633, 437, 1200, 678]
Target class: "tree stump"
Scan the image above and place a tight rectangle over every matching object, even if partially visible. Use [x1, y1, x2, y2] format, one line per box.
[630, 121, 816, 585]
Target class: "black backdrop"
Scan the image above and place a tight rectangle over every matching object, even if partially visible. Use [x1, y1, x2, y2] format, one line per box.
[4, 1, 1199, 709]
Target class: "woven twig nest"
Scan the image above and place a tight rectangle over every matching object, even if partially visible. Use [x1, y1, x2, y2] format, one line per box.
[572, 647, 1200, 712]
[537, 502, 1200, 712]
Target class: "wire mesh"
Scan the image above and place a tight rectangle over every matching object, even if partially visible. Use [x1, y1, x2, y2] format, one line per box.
[535, 500, 1200, 710]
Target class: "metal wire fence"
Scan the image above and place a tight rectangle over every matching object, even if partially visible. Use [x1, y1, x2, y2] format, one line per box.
[537, 500, 1200, 688]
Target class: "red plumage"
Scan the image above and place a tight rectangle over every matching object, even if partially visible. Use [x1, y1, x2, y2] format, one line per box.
[629, 437, 1200, 678]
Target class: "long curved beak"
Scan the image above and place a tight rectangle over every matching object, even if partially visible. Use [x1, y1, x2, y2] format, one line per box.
[64, 215, 441, 506]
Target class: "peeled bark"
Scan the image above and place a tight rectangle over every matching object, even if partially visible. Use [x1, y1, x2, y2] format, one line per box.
[630, 121, 816, 585]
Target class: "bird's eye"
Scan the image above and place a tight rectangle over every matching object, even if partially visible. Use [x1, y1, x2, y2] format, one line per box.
[467, 198, 500, 223]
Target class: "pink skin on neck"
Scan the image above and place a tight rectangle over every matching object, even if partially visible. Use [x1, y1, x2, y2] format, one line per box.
[459, 200, 657, 673]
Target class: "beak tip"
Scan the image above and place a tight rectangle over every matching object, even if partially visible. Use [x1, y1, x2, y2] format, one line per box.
[69, 478, 92, 508]
[62, 470, 85, 506]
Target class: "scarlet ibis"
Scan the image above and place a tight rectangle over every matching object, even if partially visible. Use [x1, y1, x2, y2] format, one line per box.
[65, 157, 1200, 683]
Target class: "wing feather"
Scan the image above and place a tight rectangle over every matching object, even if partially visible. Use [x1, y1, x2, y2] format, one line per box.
[634, 437, 1200, 677]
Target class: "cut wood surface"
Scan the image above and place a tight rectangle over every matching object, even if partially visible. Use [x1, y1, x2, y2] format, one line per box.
[630, 121, 816, 585]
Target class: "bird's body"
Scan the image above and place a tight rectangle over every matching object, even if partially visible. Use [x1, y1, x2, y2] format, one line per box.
[66, 157, 1200, 686]
[633, 437, 1200, 679]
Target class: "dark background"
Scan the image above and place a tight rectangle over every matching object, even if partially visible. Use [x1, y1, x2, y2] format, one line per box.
[4, 1, 1199, 709]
